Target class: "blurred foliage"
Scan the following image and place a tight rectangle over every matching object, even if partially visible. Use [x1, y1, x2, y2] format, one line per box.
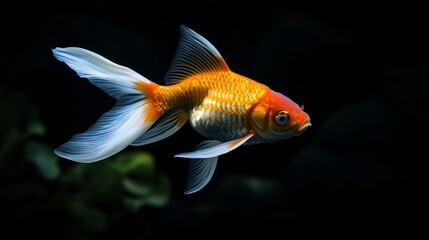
[0, 88, 171, 239]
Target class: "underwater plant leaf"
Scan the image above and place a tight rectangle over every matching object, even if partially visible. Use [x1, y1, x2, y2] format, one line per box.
[117, 151, 171, 210]
[26, 107, 46, 136]
[0, 89, 45, 137]
[26, 141, 60, 180]
[0, 127, 22, 166]
[122, 174, 170, 211]
[144, 174, 170, 207]
[0, 90, 25, 129]
[67, 201, 107, 233]
[123, 196, 146, 212]
[78, 162, 122, 202]
[59, 159, 123, 204]
[0, 91, 26, 163]
[122, 177, 152, 197]
[112, 151, 155, 177]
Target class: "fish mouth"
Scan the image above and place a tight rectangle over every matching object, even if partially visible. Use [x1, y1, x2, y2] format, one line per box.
[298, 118, 311, 132]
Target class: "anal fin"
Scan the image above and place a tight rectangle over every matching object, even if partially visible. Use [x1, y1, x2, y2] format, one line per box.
[185, 156, 218, 195]
[131, 110, 188, 146]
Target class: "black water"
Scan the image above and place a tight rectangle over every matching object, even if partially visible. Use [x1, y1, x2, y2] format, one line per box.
[1, 1, 428, 238]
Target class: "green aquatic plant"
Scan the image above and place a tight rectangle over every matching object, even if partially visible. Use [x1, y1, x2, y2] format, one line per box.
[60, 151, 171, 212]
[0, 88, 170, 238]
[0, 89, 55, 177]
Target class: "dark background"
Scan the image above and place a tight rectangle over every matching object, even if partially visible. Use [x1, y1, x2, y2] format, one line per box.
[1, 1, 428, 238]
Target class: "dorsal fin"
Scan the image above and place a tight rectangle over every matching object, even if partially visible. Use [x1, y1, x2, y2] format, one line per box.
[164, 25, 230, 85]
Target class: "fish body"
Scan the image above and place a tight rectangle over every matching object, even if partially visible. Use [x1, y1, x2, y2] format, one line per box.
[149, 71, 268, 142]
[52, 25, 311, 194]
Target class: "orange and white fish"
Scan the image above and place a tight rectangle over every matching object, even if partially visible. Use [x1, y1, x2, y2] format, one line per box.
[52, 25, 311, 194]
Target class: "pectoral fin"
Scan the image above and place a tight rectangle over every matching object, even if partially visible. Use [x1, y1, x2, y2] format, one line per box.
[174, 133, 254, 159]
[176, 133, 254, 194]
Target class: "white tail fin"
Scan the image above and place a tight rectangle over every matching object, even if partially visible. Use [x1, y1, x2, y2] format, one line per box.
[52, 47, 161, 163]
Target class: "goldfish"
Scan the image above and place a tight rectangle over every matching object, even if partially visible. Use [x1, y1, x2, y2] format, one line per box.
[52, 25, 311, 194]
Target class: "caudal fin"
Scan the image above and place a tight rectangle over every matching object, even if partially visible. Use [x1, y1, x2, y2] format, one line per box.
[52, 47, 161, 163]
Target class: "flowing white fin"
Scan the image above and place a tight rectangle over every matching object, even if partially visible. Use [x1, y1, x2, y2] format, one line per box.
[183, 140, 221, 194]
[178, 134, 254, 194]
[52, 47, 161, 163]
[175, 133, 254, 159]
[185, 156, 218, 195]
[52, 47, 151, 98]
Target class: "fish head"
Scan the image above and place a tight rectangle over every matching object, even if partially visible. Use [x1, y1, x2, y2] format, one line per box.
[250, 90, 311, 142]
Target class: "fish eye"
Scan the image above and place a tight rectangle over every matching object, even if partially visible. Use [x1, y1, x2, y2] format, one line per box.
[275, 111, 290, 126]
